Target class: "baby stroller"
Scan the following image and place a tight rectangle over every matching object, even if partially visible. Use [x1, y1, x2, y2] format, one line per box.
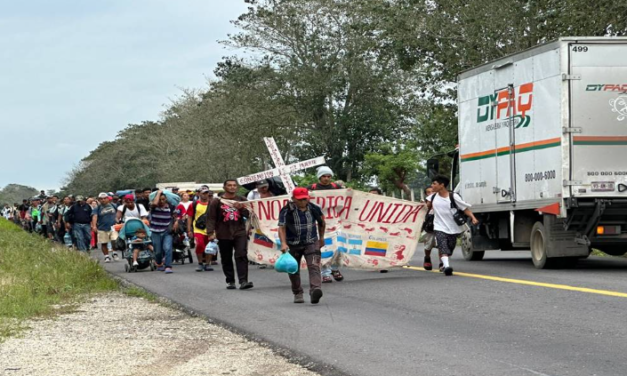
[117, 218, 156, 273]
[172, 232, 195, 265]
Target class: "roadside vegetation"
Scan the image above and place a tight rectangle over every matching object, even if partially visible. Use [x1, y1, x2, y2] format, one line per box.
[0, 219, 117, 339]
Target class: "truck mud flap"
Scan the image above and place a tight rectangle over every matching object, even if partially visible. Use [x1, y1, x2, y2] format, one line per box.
[544, 216, 589, 258]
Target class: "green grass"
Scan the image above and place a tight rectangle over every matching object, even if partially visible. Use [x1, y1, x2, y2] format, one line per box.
[0, 219, 118, 339]
[124, 286, 159, 303]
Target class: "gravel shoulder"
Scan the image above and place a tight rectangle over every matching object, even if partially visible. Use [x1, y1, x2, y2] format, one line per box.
[0, 293, 319, 376]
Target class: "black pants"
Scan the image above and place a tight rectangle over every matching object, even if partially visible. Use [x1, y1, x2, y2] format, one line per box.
[218, 236, 249, 284]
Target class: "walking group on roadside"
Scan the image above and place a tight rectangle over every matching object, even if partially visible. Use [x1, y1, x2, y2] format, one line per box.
[2, 166, 478, 306]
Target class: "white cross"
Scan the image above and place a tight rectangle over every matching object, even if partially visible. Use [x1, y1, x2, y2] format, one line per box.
[237, 137, 326, 194]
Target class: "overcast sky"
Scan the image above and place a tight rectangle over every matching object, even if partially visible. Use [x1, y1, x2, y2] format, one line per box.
[0, 0, 248, 191]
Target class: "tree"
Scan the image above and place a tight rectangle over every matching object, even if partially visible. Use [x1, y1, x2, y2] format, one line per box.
[0, 184, 39, 205]
[363, 143, 420, 198]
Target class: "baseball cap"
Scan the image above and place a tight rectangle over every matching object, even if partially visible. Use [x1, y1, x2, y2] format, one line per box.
[200, 188, 214, 194]
[256, 180, 270, 188]
[98, 192, 109, 199]
[75, 195, 85, 201]
[292, 187, 310, 200]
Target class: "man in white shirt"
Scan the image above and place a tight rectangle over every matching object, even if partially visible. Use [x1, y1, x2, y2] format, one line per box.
[426, 175, 478, 276]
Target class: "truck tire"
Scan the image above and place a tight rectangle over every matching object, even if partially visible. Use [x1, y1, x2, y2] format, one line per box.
[530, 221, 555, 269]
[461, 230, 485, 261]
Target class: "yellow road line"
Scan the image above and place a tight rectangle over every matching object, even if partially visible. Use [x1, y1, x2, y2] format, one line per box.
[403, 266, 627, 299]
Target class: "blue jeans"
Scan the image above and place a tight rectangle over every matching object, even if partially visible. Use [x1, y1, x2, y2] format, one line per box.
[152, 231, 173, 268]
[73, 223, 92, 251]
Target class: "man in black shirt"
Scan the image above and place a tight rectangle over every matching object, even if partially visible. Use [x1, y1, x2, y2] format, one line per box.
[307, 166, 343, 283]
[65, 195, 93, 251]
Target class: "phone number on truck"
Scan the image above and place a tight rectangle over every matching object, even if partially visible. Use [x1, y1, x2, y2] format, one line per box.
[525, 170, 556, 182]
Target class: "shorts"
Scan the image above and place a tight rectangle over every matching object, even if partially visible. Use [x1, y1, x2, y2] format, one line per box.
[97, 230, 118, 244]
[423, 232, 436, 251]
[434, 231, 459, 256]
[194, 233, 209, 256]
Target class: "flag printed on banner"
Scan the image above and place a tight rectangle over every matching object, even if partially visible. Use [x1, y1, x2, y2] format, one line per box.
[253, 231, 274, 248]
[365, 240, 388, 257]
[337, 235, 363, 255]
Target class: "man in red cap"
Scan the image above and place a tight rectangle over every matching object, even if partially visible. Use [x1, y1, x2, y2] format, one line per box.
[278, 187, 326, 304]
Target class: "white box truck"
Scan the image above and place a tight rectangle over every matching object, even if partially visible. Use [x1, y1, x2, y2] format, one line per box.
[448, 37, 627, 268]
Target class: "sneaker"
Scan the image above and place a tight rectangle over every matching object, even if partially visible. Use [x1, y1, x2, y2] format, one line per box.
[240, 281, 254, 290]
[157, 266, 166, 272]
[423, 257, 432, 271]
[439, 266, 445, 273]
[322, 275, 333, 283]
[444, 267, 454, 276]
[211, 261, 219, 265]
[204, 265, 214, 271]
[226, 282, 236, 290]
[132, 261, 139, 267]
[311, 289, 323, 304]
[112, 252, 119, 260]
[195, 264, 204, 272]
[165, 267, 173, 274]
[294, 293, 305, 304]
[331, 270, 344, 281]
[104, 256, 111, 263]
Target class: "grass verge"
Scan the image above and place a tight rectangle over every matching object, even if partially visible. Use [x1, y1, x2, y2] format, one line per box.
[0, 219, 118, 340]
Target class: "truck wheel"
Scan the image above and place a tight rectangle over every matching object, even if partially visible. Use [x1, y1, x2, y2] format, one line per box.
[461, 230, 485, 261]
[530, 221, 555, 269]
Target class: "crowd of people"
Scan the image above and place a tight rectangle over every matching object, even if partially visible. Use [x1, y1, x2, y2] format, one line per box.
[1, 166, 477, 305]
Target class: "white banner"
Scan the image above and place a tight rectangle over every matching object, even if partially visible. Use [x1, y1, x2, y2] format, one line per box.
[247, 189, 427, 270]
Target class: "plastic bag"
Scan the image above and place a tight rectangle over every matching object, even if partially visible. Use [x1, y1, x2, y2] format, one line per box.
[204, 240, 219, 255]
[275, 252, 298, 274]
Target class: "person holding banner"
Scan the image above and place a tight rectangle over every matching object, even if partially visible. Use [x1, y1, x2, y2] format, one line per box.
[308, 166, 343, 284]
[278, 187, 325, 304]
[426, 175, 478, 276]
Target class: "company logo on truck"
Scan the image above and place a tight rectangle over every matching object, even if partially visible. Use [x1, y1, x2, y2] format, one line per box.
[586, 84, 627, 92]
[476, 83, 533, 129]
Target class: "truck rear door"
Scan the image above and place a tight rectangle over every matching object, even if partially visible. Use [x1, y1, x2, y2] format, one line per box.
[569, 41, 627, 197]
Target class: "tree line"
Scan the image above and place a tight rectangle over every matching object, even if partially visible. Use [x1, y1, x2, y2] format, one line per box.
[62, 0, 627, 196]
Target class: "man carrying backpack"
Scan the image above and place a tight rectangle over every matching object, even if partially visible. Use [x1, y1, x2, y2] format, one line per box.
[426, 175, 478, 276]
[278, 187, 325, 304]
[308, 166, 343, 283]
[186, 186, 215, 272]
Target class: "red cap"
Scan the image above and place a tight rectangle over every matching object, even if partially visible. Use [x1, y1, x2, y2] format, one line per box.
[123, 194, 134, 200]
[292, 187, 310, 200]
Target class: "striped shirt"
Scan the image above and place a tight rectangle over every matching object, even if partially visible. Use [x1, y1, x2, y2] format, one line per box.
[149, 206, 173, 233]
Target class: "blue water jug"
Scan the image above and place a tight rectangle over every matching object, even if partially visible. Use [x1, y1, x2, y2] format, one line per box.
[64, 233, 73, 247]
[204, 240, 219, 255]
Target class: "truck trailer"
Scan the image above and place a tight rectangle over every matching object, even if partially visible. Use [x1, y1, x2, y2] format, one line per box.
[451, 37, 627, 268]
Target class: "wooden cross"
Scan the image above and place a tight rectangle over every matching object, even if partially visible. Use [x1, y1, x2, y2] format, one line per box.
[237, 137, 326, 194]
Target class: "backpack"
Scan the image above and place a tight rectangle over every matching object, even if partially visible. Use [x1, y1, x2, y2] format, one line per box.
[284, 202, 324, 238]
[311, 182, 339, 190]
[429, 192, 467, 226]
[192, 200, 208, 230]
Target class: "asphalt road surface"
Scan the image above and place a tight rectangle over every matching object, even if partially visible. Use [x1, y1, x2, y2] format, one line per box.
[102, 247, 627, 376]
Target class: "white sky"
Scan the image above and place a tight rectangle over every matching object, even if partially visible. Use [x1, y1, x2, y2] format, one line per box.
[0, 0, 248, 191]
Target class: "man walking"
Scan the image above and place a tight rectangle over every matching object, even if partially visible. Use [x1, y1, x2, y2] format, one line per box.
[65, 195, 93, 251]
[278, 187, 325, 304]
[116, 194, 148, 223]
[426, 175, 478, 276]
[150, 190, 177, 273]
[206, 180, 252, 290]
[185, 186, 215, 272]
[308, 166, 343, 283]
[92, 193, 118, 263]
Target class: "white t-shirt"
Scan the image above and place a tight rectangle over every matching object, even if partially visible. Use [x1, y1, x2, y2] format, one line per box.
[179, 201, 192, 212]
[117, 204, 148, 221]
[247, 190, 260, 200]
[427, 192, 470, 235]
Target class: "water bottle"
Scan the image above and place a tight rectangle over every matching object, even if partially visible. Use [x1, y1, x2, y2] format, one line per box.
[183, 233, 190, 247]
[64, 233, 73, 248]
[204, 240, 219, 255]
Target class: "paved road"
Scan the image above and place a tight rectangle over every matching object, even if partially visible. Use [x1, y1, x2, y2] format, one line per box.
[102, 247, 627, 376]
